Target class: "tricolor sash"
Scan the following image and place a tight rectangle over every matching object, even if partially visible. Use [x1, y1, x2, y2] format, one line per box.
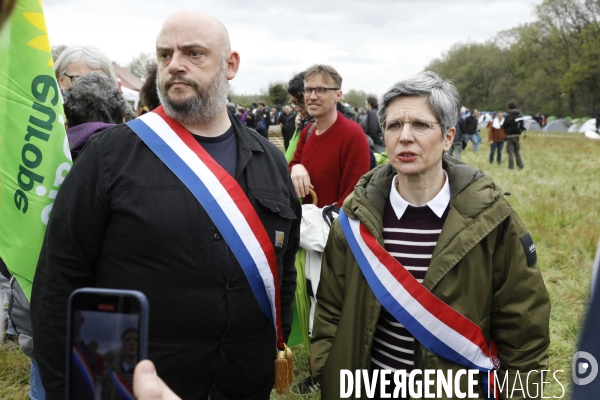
[126, 106, 285, 350]
[72, 346, 96, 396]
[338, 210, 500, 399]
[107, 368, 135, 400]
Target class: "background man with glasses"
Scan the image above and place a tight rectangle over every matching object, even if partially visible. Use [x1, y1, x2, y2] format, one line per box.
[289, 64, 370, 208]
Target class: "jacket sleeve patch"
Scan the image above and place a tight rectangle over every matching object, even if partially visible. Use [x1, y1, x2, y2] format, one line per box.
[520, 233, 537, 267]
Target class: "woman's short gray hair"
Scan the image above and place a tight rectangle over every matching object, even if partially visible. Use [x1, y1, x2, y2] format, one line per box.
[377, 71, 460, 135]
[64, 72, 135, 127]
[54, 46, 118, 87]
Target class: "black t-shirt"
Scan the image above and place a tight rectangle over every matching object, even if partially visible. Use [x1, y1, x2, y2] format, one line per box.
[193, 125, 237, 177]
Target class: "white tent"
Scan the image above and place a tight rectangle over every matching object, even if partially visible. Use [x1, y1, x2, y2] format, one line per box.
[121, 86, 140, 111]
[584, 130, 600, 140]
[478, 113, 493, 127]
[579, 118, 597, 133]
[542, 120, 569, 132]
[568, 124, 580, 133]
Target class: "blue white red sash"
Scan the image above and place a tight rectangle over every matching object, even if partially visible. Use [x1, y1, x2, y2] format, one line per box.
[72, 345, 95, 396]
[107, 368, 135, 400]
[338, 210, 500, 399]
[126, 106, 285, 350]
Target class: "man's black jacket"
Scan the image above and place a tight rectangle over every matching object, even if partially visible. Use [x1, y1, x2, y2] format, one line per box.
[464, 115, 478, 134]
[504, 108, 524, 135]
[366, 108, 383, 146]
[31, 112, 301, 400]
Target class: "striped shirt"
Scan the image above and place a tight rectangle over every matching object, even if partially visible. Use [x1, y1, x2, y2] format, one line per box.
[370, 173, 450, 376]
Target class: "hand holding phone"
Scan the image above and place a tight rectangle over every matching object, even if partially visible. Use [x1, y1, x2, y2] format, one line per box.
[133, 360, 181, 400]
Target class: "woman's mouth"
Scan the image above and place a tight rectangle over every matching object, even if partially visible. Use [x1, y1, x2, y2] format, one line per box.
[397, 152, 418, 162]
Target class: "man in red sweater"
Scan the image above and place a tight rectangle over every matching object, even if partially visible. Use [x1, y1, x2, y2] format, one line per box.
[289, 64, 370, 208]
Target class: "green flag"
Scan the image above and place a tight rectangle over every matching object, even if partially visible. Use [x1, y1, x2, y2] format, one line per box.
[0, 0, 72, 300]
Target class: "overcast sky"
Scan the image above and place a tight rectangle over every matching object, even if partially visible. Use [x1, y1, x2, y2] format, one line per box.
[44, 0, 540, 96]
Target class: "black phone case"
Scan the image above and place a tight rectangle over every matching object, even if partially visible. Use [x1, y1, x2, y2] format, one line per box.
[65, 288, 149, 400]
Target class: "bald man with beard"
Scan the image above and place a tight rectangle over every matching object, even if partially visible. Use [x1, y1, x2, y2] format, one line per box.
[31, 10, 300, 400]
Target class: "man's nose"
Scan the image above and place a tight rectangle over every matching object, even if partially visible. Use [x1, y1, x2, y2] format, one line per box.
[306, 90, 318, 101]
[168, 52, 186, 75]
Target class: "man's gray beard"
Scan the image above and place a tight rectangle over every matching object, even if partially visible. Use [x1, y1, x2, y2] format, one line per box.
[156, 64, 229, 126]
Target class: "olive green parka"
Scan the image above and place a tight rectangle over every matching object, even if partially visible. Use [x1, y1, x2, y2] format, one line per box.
[311, 155, 550, 400]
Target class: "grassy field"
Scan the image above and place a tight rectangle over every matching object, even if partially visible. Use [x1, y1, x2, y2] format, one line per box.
[2, 130, 599, 399]
[0, 345, 30, 399]
[454, 130, 600, 399]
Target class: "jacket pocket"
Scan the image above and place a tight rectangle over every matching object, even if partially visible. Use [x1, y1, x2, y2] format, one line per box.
[248, 188, 297, 220]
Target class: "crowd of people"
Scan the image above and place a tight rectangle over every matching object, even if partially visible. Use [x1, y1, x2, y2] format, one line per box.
[0, 5, 569, 400]
[449, 105, 528, 170]
[229, 96, 538, 175]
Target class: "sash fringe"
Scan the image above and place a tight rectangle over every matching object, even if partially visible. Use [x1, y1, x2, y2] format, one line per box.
[274, 345, 294, 394]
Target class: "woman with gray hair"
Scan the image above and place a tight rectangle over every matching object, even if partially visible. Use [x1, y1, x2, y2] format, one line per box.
[311, 71, 550, 399]
[54, 46, 118, 92]
[64, 72, 135, 160]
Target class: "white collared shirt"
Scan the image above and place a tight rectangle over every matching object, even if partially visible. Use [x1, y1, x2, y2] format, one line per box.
[389, 170, 450, 220]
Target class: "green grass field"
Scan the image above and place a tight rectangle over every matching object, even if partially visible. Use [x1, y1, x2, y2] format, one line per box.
[451, 131, 600, 399]
[2, 130, 599, 399]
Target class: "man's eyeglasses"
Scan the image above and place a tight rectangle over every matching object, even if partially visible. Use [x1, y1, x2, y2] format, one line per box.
[288, 100, 305, 109]
[381, 116, 441, 137]
[62, 73, 81, 83]
[302, 87, 339, 97]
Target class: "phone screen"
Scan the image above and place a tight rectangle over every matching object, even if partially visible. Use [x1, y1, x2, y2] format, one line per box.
[68, 290, 147, 400]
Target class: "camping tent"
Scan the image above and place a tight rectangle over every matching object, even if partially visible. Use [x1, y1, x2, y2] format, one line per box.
[546, 116, 558, 124]
[568, 124, 580, 133]
[579, 118, 597, 133]
[542, 119, 569, 132]
[121, 86, 140, 110]
[524, 119, 541, 131]
[584, 130, 600, 140]
[478, 113, 493, 127]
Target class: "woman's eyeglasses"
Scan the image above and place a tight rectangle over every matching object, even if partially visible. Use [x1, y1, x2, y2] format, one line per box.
[381, 116, 441, 136]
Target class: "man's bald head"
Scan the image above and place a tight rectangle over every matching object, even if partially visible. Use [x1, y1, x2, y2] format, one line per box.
[155, 9, 240, 129]
[157, 10, 231, 55]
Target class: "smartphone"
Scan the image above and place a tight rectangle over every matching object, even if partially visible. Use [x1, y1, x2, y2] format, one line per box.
[66, 288, 149, 400]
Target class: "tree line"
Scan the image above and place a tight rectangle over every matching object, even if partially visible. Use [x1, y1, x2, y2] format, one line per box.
[54, 0, 599, 118]
[426, 0, 600, 118]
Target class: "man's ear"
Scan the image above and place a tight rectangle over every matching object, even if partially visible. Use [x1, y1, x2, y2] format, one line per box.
[335, 89, 343, 103]
[225, 51, 240, 80]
